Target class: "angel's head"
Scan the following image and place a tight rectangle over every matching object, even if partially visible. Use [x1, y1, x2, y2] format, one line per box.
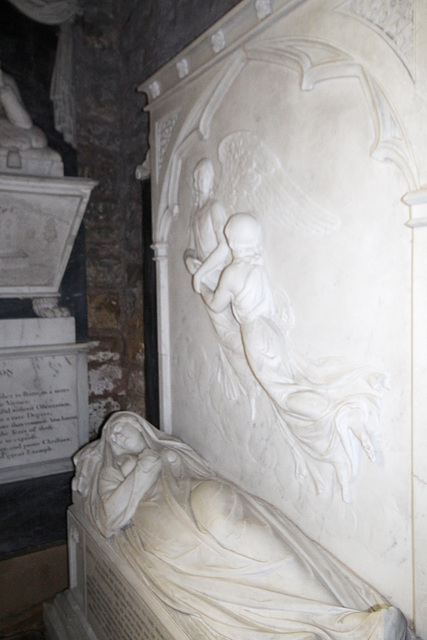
[224, 213, 263, 258]
[193, 158, 215, 203]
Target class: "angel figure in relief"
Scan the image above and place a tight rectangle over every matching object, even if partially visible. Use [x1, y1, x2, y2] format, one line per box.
[184, 157, 257, 400]
[185, 131, 341, 293]
[200, 212, 385, 503]
[184, 131, 385, 501]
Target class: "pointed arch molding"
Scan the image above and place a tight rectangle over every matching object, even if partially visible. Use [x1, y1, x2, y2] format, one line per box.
[155, 36, 417, 243]
[335, 0, 414, 80]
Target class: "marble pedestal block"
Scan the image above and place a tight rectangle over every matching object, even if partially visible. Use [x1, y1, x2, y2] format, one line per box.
[44, 507, 209, 640]
[0, 318, 91, 483]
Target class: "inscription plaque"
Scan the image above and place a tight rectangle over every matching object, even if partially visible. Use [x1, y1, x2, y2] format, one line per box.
[45, 509, 199, 640]
[0, 318, 90, 483]
[86, 540, 175, 640]
[0, 355, 78, 469]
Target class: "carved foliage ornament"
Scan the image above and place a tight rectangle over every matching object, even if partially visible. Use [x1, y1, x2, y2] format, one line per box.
[338, 0, 414, 76]
[255, 0, 273, 20]
[156, 114, 179, 180]
[176, 58, 190, 79]
[211, 30, 226, 54]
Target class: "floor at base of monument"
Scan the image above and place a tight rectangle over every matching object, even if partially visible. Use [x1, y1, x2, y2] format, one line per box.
[0, 605, 46, 640]
[0, 620, 46, 640]
[0, 629, 45, 640]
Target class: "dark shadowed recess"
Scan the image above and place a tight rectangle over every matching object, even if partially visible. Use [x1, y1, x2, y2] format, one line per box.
[0, 472, 72, 558]
[141, 179, 159, 428]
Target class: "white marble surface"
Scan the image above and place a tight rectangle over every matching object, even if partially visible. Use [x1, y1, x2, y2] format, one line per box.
[0, 174, 96, 298]
[139, 0, 427, 636]
[45, 413, 411, 640]
[0, 317, 75, 348]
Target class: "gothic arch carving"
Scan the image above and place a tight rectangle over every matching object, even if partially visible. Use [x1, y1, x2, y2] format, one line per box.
[336, 0, 414, 79]
[155, 36, 417, 243]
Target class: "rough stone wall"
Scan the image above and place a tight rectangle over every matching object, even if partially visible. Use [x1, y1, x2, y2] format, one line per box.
[74, 2, 143, 434]
[75, 0, 240, 436]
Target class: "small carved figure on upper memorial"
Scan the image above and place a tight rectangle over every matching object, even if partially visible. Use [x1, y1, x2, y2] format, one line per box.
[200, 213, 385, 503]
[0, 65, 62, 176]
[0, 67, 46, 151]
[73, 411, 410, 640]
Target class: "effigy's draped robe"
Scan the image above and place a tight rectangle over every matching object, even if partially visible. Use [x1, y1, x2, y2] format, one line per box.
[76, 413, 409, 640]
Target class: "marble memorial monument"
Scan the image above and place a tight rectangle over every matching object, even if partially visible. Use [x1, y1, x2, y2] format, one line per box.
[0, 64, 96, 307]
[45, 411, 411, 640]
[0, 65, 95, 482]
[47, 0, 427, 637]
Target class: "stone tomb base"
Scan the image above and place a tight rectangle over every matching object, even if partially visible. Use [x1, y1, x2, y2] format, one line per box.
[44, 506, 215, 640]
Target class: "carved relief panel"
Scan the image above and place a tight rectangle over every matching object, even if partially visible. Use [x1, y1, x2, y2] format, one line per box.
[140, 0, 427, 634]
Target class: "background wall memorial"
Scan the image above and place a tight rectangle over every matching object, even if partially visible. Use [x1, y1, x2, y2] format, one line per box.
[0, 0, 241, 635]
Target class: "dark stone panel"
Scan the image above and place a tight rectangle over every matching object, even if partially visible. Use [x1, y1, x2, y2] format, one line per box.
[141, 179, 159, 428]
[0, 299, 37, 320]
[0, 472, 72, 558]
[60, 224, 89, 342]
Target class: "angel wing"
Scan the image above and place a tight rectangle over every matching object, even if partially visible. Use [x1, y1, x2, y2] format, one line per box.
[216, 130, 340, 235]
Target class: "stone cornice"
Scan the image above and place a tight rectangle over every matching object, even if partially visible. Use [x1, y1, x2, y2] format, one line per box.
[138, 0, 307, 106]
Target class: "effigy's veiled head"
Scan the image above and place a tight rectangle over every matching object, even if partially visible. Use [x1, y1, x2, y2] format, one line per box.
[107, 413, 148, 455]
